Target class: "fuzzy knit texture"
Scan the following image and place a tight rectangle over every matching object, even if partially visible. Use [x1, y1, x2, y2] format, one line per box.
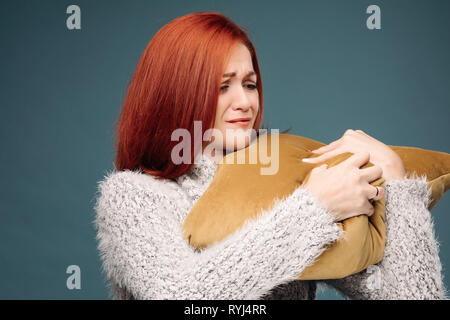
[94, 153, 448, 300]
[323, 175, 448, 299]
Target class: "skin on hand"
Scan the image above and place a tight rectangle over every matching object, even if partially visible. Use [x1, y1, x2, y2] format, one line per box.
[304, 129, 407, 181]
[303, 152, 386, 221]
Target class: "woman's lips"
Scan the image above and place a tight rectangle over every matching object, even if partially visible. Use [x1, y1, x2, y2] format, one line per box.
[227, 120, 250, 127]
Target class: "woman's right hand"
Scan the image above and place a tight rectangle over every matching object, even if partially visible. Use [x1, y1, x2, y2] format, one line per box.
[302, 152, 385, 222]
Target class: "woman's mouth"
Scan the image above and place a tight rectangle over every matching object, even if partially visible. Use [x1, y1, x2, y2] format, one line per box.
[226, 118, 251, 127]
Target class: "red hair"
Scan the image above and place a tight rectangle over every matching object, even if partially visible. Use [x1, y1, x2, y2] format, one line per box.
[114, 12, 264, 180]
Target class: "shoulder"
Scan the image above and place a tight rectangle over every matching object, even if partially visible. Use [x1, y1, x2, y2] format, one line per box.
[94, 169, 190, 220]
[97, 169, 180, 196]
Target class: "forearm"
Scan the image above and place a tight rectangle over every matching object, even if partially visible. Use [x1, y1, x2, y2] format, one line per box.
[324, 175, 447, 299]
[99, 186, 342, 300]
[180, 186, 343, 299]
[96, 171, 344, 299]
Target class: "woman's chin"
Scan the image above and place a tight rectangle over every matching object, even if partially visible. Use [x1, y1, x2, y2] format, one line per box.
[224, 139, 250, 153]
[225, 130, 257, 150]
[204, 129, 257, 155]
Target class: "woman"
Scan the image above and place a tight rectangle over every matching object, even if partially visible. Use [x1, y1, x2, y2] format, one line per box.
[94, 12, 446, 299]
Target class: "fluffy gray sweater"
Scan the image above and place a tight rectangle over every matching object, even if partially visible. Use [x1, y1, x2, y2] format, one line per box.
[94, 153, 447, 299]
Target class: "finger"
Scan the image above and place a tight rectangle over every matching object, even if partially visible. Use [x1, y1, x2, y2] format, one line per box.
[310, 139, 341, 154]
[310, 163, 328, 172]
[360, 165, 383, 182]
[367, 205, 375, 217]
[344, 151, 370, 168]
[358, 200, 375, 217]
[355, 129, 375, 140]
[302, 148, 342, 163]
[355, 129, 368, 136]
[369, 186, 384, 201]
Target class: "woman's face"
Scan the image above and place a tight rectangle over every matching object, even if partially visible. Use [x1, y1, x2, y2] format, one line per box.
[210, 42, 259, 153]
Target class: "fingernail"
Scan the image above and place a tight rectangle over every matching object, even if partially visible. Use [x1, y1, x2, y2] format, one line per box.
[302, 158, 310, 162]
[307, 150, 312, 153]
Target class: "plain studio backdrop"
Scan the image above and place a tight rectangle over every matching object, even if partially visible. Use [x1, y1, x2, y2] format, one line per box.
[0, 0, 449, 299]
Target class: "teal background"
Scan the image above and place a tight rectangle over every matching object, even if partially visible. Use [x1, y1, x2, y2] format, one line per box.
[1, 0, 449, 299]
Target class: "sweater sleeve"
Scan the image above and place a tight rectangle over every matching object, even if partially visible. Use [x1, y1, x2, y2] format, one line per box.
[322, 174, 448, 300]
[94, 170, 343, 300]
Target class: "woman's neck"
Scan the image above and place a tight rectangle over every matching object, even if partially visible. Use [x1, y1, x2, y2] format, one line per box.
[201, 147, 236, 165]
[202, 150, 224, 165]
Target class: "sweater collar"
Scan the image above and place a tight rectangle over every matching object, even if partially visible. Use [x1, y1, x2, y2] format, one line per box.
[175, 153, 218, 203]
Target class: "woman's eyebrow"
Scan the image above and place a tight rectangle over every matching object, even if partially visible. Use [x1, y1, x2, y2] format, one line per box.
[222, 71, 256, 79]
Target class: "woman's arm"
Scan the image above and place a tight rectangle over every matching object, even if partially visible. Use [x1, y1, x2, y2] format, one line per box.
[322, 175, 448, 299]
[94, 170, 343, 300]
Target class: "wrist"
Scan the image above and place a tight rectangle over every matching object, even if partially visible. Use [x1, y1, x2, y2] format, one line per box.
[385, 172, 406, 181]
[385, 177, 430, 210]
[383, 160, 406, 181]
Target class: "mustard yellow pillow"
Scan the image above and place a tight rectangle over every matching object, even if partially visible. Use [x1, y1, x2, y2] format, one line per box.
[182, 133, 450, 280]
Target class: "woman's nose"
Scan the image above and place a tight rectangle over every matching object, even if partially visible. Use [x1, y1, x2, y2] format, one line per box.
[232, 104, 251, 112]
[231, 88, 252, 111]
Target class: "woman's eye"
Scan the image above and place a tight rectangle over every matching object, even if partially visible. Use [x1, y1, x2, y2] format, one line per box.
[220, 84, 257, 92]
[220, 84, 258, 91]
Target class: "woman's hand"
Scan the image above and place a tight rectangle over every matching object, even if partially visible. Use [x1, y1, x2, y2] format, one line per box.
[304, 129, 406, 181]
[303, 152, 385, 222]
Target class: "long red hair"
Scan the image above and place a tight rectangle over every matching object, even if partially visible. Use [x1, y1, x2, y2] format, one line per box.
[114, 12, 264, 180]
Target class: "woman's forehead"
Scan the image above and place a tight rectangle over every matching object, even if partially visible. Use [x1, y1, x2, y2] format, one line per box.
[222, 70, 256, 80]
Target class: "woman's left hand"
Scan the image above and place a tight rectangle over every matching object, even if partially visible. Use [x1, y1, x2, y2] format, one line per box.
[304, 129, 406, 181]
